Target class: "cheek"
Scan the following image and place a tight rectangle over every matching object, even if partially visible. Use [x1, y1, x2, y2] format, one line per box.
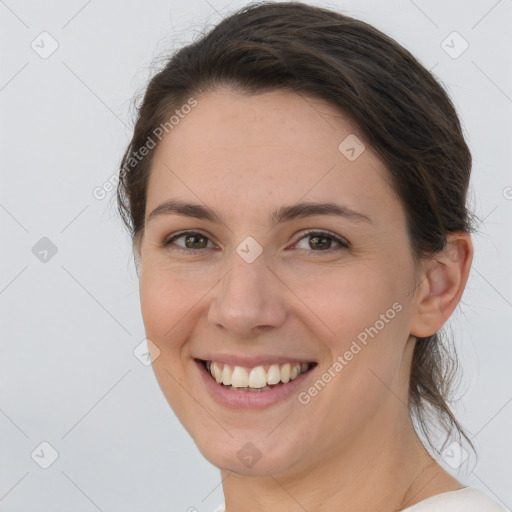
[295, 259, 410, 340]
[309, 260, 413, 412]
[139, 261, 207, 342]
[138, 266, 198, 417]
[299, 257, 414, 409]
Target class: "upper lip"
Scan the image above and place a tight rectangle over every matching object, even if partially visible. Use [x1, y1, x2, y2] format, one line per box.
[196, 354, 317, 368]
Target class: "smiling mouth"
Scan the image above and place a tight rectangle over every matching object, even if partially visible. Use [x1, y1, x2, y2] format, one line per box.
[198, 359, 317, 392]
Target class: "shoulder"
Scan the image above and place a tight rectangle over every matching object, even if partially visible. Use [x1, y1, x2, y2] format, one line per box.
[402, 487, 508, 512]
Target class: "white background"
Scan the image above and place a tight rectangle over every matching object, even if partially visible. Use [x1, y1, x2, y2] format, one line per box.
[1, 0, 511, 510]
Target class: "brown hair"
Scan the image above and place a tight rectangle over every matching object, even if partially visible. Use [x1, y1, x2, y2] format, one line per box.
[116, 1, 475, 454]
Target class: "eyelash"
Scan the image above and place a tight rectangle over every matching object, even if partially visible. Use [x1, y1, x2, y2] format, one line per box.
[163, 229, 350, 255]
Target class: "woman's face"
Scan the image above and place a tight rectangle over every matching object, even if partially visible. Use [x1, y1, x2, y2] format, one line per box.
[138, 88, 423, 476]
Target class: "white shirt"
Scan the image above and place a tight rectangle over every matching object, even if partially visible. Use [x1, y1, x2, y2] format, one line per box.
[213, 486, 507, 511]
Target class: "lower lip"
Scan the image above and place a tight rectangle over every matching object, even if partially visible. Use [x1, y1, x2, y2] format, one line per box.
[195, 359, 314, 409]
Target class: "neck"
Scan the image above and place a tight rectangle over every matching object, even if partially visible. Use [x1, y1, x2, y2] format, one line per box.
[220, 413, 459, 512]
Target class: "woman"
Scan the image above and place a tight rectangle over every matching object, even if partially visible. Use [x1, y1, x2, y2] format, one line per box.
[116, 2, 505, 510]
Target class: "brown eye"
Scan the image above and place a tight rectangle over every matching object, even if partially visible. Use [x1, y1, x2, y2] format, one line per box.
[164, 232, 214, 251]
[309, 234, 333, 250]
[293, 230, 349, 252]
[183, 233, 208, 249]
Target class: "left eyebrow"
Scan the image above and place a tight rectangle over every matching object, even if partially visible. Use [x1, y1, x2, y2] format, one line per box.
[269, 201, 372, 226]
[146, 199, 372, 226]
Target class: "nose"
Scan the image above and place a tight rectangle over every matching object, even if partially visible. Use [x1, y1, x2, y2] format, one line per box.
[207, 251, 288, 338]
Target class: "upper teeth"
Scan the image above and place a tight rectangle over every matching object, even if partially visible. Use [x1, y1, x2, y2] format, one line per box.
[206, 361, 310, 388]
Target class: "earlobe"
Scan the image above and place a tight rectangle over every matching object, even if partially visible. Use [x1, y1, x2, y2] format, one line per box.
[410, 232, 473, 338]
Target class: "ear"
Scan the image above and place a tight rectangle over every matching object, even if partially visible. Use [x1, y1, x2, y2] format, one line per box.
[409, 232, 473, 338]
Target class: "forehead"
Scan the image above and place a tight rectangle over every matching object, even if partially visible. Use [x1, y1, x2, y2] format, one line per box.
[145, 88, 400, 226]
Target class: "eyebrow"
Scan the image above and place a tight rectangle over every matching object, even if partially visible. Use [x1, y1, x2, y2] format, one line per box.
[147, 199, 372, 227]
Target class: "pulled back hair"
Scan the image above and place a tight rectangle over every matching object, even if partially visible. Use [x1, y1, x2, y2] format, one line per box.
[117, 1, 475, 454]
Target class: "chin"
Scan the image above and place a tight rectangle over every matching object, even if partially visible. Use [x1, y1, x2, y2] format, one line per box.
[193, 431, 306, 477]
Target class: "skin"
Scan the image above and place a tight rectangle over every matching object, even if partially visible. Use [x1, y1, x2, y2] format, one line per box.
[136, 88, 473, 511]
